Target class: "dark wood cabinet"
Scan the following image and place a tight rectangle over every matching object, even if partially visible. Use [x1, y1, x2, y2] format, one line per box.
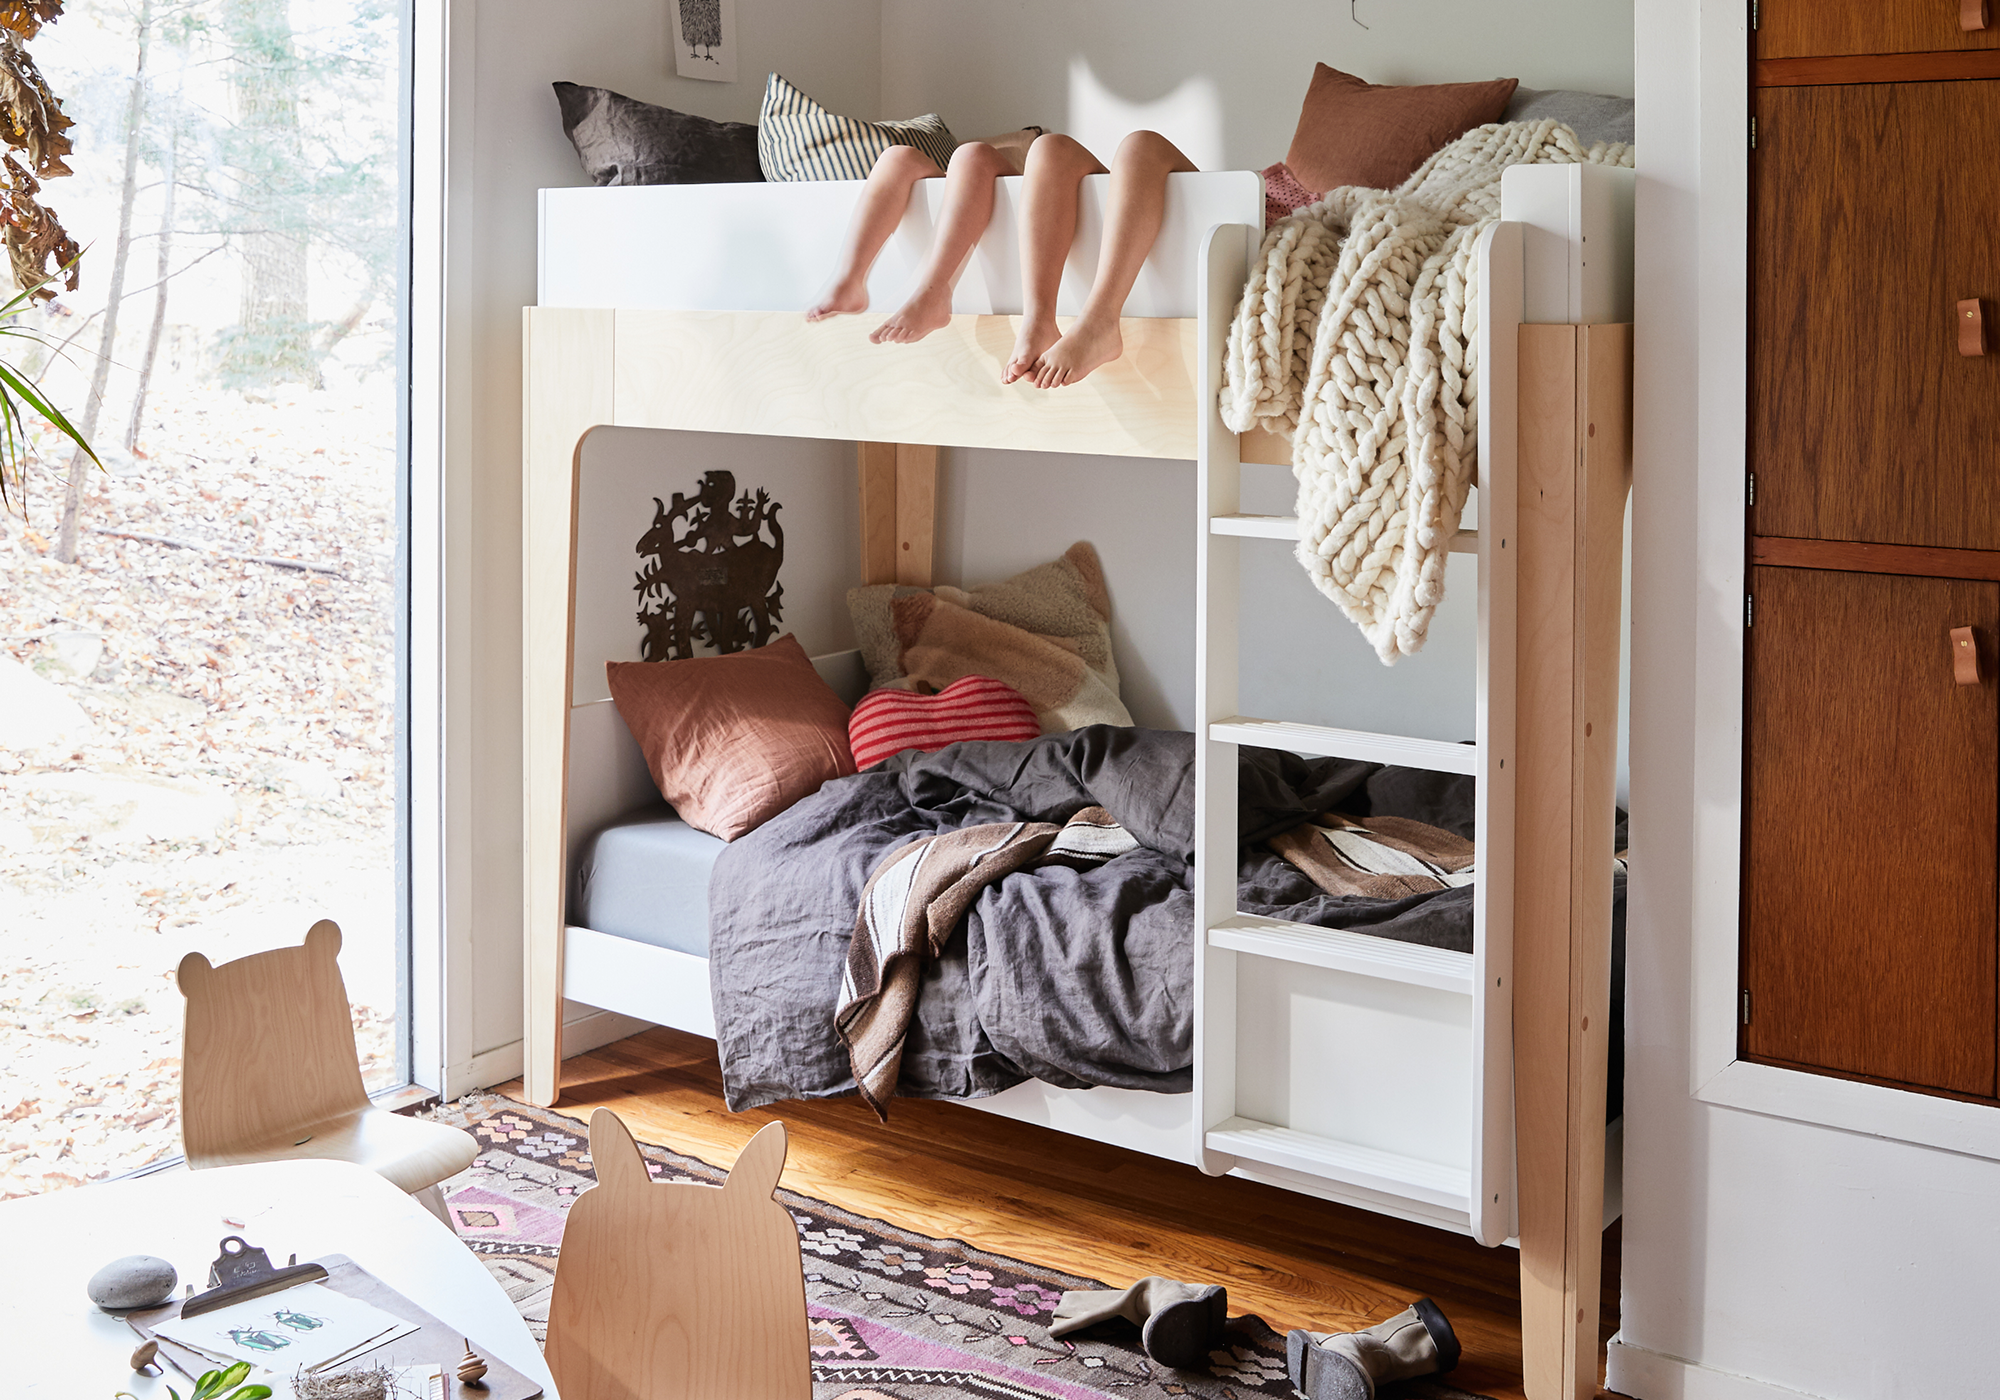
[1758, 0, 2000, 61]
[1743, 567, 1998, 1097]
[1744, 23, 2000, 1103]
[1751, 80, 2000, 552]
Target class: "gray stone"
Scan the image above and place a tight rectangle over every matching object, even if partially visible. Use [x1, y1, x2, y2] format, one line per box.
[86, 1254, 178, 1312]
[44, 630, 104, 677]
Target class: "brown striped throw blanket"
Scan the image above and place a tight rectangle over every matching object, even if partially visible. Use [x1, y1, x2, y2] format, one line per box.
[1268, 812, 1477, 901]
[1271, 811, 1628, 901]
[837, 806, 1139, 1118]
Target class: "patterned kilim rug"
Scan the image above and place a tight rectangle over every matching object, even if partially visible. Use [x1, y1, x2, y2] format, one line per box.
[428, 1095, 1494, 1400]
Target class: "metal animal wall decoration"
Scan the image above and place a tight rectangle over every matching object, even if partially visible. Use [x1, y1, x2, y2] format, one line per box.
[635, 469, 785, 661]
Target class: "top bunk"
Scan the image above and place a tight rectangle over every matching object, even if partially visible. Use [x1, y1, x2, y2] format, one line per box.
[530, 156, 1634, 467]
[533, 170, 1280, 461]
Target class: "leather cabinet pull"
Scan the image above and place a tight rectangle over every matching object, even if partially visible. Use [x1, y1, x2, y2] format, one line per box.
[1952, 627, 1981, 686]
[1964, 0, 1990, 32]
[1960, 300, 1986, 357]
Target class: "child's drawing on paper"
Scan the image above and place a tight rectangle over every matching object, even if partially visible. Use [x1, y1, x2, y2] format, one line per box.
[227, 1325, 293, 1353]
[153, 1282, 412, 1373]
[671, 0, 736, 83]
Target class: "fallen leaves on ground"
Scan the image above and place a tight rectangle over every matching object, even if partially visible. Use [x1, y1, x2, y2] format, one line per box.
[0, 374, 402, 1198]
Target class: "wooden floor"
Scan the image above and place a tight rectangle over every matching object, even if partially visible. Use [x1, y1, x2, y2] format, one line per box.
[502, 1027, 1623, 1400]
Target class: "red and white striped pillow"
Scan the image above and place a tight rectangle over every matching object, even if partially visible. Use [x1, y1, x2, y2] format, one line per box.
[848, 675, 1041, 770]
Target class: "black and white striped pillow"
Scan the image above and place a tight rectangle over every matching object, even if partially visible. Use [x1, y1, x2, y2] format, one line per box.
[757, 72, 958, 182]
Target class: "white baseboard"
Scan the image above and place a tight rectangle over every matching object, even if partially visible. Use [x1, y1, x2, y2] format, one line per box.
[1607, 1338, 1827, 1400]
[449, 1007, 656, 1097]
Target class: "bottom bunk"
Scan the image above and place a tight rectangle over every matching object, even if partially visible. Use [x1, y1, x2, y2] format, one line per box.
[558, 724, 1626, 1238]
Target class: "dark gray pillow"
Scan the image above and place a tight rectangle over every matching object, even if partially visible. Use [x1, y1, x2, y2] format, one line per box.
[1504, 86, 1635, 147]
[553, 82, 764, 185]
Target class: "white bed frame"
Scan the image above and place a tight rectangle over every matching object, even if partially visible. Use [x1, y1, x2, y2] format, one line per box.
[524, 165, 1634, 1400]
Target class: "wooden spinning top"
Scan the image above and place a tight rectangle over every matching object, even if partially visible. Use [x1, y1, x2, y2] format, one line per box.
[130, 1339, 161, 1375]
[455, 1341, 488, 1388]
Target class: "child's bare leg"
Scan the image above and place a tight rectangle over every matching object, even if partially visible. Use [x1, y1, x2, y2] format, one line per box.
[1005, 134, 1105, 384]
[807, 145, 943, 322]
[873, 141, 1014, 344]
[1034, 130, 1196, 388]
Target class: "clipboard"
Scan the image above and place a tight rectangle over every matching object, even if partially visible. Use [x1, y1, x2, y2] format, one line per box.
[127, 1256, 542, 1400]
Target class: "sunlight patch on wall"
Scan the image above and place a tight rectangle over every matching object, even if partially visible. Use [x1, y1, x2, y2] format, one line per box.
[1066, 57, 1224, 172]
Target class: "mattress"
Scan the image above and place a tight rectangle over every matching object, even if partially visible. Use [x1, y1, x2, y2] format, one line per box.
[573, 807, 725, 957]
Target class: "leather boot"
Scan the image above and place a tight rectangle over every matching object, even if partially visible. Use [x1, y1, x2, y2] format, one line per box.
[1049, 1276, 1228, 1369]
[1286, 1298, 1461, 1400]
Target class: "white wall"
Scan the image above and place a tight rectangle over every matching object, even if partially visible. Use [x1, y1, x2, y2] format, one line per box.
[1613, 3, 2000, 1398]
[880, 0, 1634, 171]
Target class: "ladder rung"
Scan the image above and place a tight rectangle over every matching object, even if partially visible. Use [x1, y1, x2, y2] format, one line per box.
[1210, 513, 1299, 539]
[1206, 1117, 1472, 1210]
[1209, 515, 1479, 553]
[1210, 717, 1476, 775]
[1208, 914, 1474, 994]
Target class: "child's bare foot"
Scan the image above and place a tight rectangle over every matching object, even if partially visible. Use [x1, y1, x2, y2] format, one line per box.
[1003, 317, 1060, 384]
[1031, 316, 1124, 388]
[806, 278, 869, 322]
[870, 283, 953, 344]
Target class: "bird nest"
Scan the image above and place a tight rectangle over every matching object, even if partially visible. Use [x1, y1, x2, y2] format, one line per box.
[291, 1363, 392, 1400]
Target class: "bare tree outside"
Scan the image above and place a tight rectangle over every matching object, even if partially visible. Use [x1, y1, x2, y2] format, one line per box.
[0, 0, 407, 1197]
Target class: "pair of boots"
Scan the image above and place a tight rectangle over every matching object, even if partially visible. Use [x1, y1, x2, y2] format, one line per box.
[1286, 1297, 1461, 1400]
[1051, 1277, 1459, 1396]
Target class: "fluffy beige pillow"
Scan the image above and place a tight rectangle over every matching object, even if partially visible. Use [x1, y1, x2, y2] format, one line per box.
[846, 542, 1132, 734]
[1284, 64, 1518, 193]
[605, 634, 856, 841]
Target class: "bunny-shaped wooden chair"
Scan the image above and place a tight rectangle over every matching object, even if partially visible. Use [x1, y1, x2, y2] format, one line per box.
[176, 920, 477, 1224]
[545, 1108, 811, 1400]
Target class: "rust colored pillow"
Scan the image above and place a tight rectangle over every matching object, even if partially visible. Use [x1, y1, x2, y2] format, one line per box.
[1284, 64, 1518, 193]
[605, 634, 856, 841]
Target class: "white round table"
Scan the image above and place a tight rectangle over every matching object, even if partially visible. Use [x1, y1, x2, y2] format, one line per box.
[0, 1158, 551, 1398]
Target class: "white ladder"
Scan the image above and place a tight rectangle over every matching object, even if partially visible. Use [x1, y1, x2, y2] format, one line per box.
[1189, 219, 1524, 1246]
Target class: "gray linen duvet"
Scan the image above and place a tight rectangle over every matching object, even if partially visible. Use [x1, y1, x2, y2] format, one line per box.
[708, 725, 1626, 1114]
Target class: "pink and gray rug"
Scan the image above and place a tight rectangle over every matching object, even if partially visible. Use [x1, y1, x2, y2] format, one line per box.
[429, 1095, 1491, 1400]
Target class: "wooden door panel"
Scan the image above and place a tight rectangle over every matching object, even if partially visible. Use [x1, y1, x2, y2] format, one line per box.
[1743, 567, 1998, 1097]
[1759, 1, 2000, 60]
[1751, 82, 2000, 551]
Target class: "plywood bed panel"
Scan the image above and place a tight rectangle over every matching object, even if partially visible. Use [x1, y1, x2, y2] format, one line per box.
[610, 310, 1201, 459]
[522, 309, 614, 1106]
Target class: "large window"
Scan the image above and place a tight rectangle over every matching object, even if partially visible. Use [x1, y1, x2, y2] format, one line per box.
[0, 0, 411, 1196]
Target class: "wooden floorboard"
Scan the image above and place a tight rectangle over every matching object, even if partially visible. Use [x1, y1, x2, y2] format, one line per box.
[499, 1027, 1626, 1400]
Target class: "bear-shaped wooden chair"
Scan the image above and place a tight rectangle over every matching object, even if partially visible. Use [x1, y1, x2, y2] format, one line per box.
[176, 920, 478, 1224]
[545, 1108, 812, 1400]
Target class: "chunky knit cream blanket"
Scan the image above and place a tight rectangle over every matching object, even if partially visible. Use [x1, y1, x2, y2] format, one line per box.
[1221, 121, 1633, 662]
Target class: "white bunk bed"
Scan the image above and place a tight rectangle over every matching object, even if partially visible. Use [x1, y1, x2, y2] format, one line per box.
[523, 162, 1633, 1399]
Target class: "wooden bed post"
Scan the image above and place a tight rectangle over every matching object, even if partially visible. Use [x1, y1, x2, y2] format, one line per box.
[522, 308, 615, 1109]
[857, 442, 936, 586]
[1514, 321, 1632, 1400]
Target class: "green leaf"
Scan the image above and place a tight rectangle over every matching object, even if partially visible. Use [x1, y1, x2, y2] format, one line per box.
[226, 1387, 274, 1400]
[0, 361, 98, 467]
[216, 1361, 254, 1393]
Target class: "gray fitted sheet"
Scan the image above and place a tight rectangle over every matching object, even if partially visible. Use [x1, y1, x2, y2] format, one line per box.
[573, 806, 725, 957]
